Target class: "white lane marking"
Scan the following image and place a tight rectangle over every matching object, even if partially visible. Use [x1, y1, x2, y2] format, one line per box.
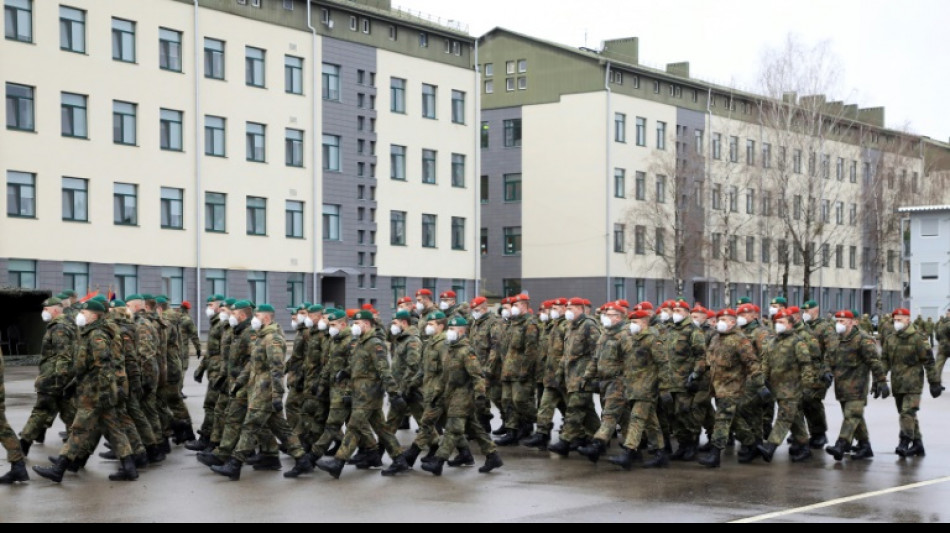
[731, 476, 950, 523]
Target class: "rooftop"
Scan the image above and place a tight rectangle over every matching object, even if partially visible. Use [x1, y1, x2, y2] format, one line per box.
[897, 205, 950, 213]
[320, 0, 471, 38]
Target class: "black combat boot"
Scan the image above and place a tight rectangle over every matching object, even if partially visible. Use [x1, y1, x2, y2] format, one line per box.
[211, 458, 243, 481]
[548, 439, 572, 457]
[518, 423, 535, 441]
[420, 447, 439, 465]
[698, 447, 722, 468]
[697, 439, 714, 453]
[607, 448, 641, 471]
[283, 455, 315, 478]
[670, 442, 691, 461]
[197, 451, 224, 468]
[35, 429, 46, 444]
[480, 415, 493, 435]
[737, 442, 763, 464]
[18, 439, 31, 458]
[33, 457, 68, 483]
[403, 444, 422, 468]
[185, 436, 210, 452]
[521, 433, 550, 450]
[492, 427, 507, 437]
[479, 453, 503, 474]
[356, 447, 384, 470]
[494, 429, 520, 447]
[421, 457, 445, 476]
[643, 449, 670, 469]
[251, 455, 283, 471]
[399, 417, 412, 431]
[326, 439, 342, 457]
[851, 441, 874, 460]
[99, 449, 118, 461]
[757, 442, 778, 464]
[148, 445, 167, 464]
[906, 439, 926, 458]
[825, 439, 851, 462]
[577, 440, 607, 464]
[381, 455, 410, 477]
[316, 456, 345, 479]
[181, 425, 197, 444]
[809, 433, 828, 450]
[109, 457, 139, 482]
[448, 448, 475, 467]
[0, 461, 29, 484]
[347, 447, 371, 466]
[790, 445, 812, 463]
[160, 438, 172, 455]
[71, 455, 89, 472]
[895, 437, 912, 457]
[133, 453, 149, 469]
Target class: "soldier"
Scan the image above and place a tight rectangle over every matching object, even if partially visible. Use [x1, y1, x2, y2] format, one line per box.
[735, 303, 773, 456]
[126, 295, 166, 464]
[177, 301, 201, 391]
[291, 305, 327, 449]
[421, 317, 504, 476]
[936, 309, 950, 378]
[402, 312, 450, 466]
[695, 309, 768, 468]
[0, 345, 29, 484]
[438, 290, 469, 321]
[34, 301, 138, 483]
[689, 305, 717, 450]
[61, 290, 81, 322]
[548, 297, 600, 455]
[415, 289, 438, 339]
[188, 295, 225, 452]
[157, 297, 196, 445]
[925, 318, 936, 346]
[607, 310, 668, 470]
[395, 296, 415, 316]
[657, 300, 707, 462]
[859, 314, 874, 335]
[212, 305, 313, 480]
[882, 308, 942, 458]
[285, 304, 312, 440]
[800, 300, 838, 450]
[19, 297, 77, 456]
[757, 310, 816, 463]
[823, 310, 889, 461]
[524, 298, 569, 450]
[383, 311, 424, 442]
[203, 298, 237, 455]
[495, 294, 541, 446]
[467, 298, 500, 432]
[316, 311, 409, 479]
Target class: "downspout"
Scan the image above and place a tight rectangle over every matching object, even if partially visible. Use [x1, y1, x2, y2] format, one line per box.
[705, 88, 713, 306]
[605, 61, 612, 302]
[307, 0, 320, 303]
[474, 39, 481, 297]
[194, 0, 203, 332]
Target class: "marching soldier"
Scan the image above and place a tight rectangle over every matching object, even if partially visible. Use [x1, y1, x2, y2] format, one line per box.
[0, 345, 29, 484]
[188, 295, 225, 452]
[548, 297, 600, 455]
[383, 311, 424, 443]
[415, 289, 438, 339]
[178, 301, 201, 393]
[736, 303, 773, 454]
[285, 304, 312, 441]
[657, 300, 707, 462]
[496, 295, 541, 447]
[936, 309, 950, 377]
[402, 312, 450, 466]
[127, 295, 166, 464]
[525, 298, 569, 450]
[469, 297, 503, 434]
[801, 301, 839, 450]
[158, 297, 196, 445]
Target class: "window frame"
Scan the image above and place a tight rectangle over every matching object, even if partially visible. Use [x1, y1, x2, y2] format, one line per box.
[246, 196, 268, 236]
[111, 17, 136, 63]
[285, 128, 304, 167]
[245, 46, 266, 88]
[61, 176, 89, 222]
[504, 173, 522, 203]
[6, 170, 35, 218]
[422, 214, 438, 249]
[160, 108, 184, 151]
[61, 92, 88, 139]
[204, 115, 226, 157]
[204, 38, 225, 80]
[322, 63, 341, 101]
[390, 77, 406, 113]
[59, 5, 85, 53]
[322, 134, 341, 172]
[205, 192, 227, 233]
[112, 100, 137, 146]
[503, 119, 522, 148]
[4, 0, 32, 43]
[245, 122, 266, 163]
[113, 182, 138, 226]
[285, 55, 304, 95]
[451, 217, 466, 251]
[6, 82, 35, 132]
[160, 187, 184, 229]
[422, 84, 437, 120]
[451, 90, 466, 125]
[159, 27, 183, 72]
[285, 200, 304, 239]
[503, 226, 522, 256]
[451, 153, 466, 188]
[390, 210, 406, 246]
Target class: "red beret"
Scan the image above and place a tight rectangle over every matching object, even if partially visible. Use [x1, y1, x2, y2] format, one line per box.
[672, 300, 691, 311]
[397, 296, 412, 305]
[439, 291, 456, 299]
[835, 310, 855, 319]
[583, 299, 592, 306]
[706, 309, 717, 319]
[753, 305, 761, 314]
[691, 305, 706, 314]
[615, 300, 631, 310]
[787, 306, 801, 315]
[361, 303, 375, 311]
[774, 309, 793, 320]
[541, 300, 553, 310]
[637, 302, 655, 311]
[737, 304, 756, 315]
[717, 309, 737, 318]
[603, 303, 622, 312]
[568, 297, 586, 306]
[552, 298, 568, 306]
[470, 297, 487, 308]
[346, 309, 358, 318]
[516, 293, 531, 302]
[661, 300, 677, 310]
[893, 308, 911, 317]
[629, 310, 651, 320]
[500, 297, 510, 305]
[181, 301, 192, 310]
[416, 289, 433, 297]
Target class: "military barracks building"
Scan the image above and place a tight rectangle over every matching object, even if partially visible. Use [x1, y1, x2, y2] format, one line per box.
[2, 0, 948, 330]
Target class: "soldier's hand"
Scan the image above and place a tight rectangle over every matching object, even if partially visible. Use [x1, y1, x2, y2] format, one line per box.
[475, 396, 489, 413]
[273, 399, 284, 413]
[62, 380, 78, 399]
[193, 368, 204, 384]
[758, 387, 773, 404]
[334, 370, 351, 384]
[820, 373, 834, 387]
[879, 382, 891, 400]
[686, 372, 701, 394]
[342, 396, 353, 410]
[930, 383, 945, 399]
[389, 394, 408, 412]
[197, 350, 203, 360]
[659, 392, 674, 407]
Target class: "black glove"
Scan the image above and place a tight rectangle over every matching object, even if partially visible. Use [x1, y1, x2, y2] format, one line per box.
[758, 387, 773, 404]
[196, 350, 202, 360]
[194, 368, 205, 384]
[310, 382, 322, 397]
[342, 395, 353, 410]
[334, 370, 351, 384]
[212, 375, 227, 393]
[390, 394, 408, 412]
[429, 396, 442, 409]
[273, 399, 284, 413]
[686, 372, 701, 394]
[475, 396, 489, 413]
[879, 382, 891, 400]
[62, 380, 78, 399]
[930, 383, 945, 399]
[660, 392, 674, 407]
[295, 379, 305, 394]
[820, 373, 834, 387]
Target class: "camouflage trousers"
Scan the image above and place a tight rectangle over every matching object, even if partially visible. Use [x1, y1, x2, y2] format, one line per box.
[89, 398, 147, 456]
[894, 394, 923, 441]
[160, 382, 193, 425]
[559, 392, 600, 443]
[693, 387, 716, 436]
[802, 386, 829, 437]
[141, 390, 164, 444]
[311, 406, 362, 457]
[592, 380, 627, 444]
[502, 381, 537, 431]
[0, 406, 24, 463]
[535, 386, 567, 436]
[412, 404, 448, 451]
[657, 391, 703, 445]
[762, 400, 776, 437]
[837, 400, 870, 443]
[383, 394, 424, 437]
[233, 407, 305, 463]
[62, 404, 132, 461]
[371, 408, 404, 459]
[199, 388, 220, 440]
[621, 400, 664, 451]
[488, 379, 504, 428]
[127, 394, 158, 447]
[936, 349, 950, 379]
[436, 416, 497, 461]
[210, 388, 230, 443]
[334, 409, 377, 461]
[179, 355, 189, 395]
[294, 396, 329, 448]
[766, 399, 809, 447]
[711, 398, 757, 450]
[214, 396, 278, 461]
[285, 388, 306, 437]
[20, 392, 76, 443]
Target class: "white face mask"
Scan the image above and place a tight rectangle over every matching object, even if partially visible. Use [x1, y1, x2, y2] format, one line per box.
[550, 310, 561, 321]
[416, 302, 425, 312]
[446, 330, 459, 343]
[894, 321, 906, 332]
[659, 312, 671, 323]
[565, 311, 576, 322]
[501, 309, 512, 320]
[329, 327, 340, 338]
[803, 313, 814, 323]
[391, 325, 403, 337]
[471, 311, 484, 321]
[539, 313, 550, 323]
[292, 319, 299, 329]
[229, 316, 239, 328]
[672, 313, 686, 324]
[510, 306, 522, 317]
[737, 317, 749, 328]
[717, 321, 729, 333]
[206, 308, 216, 318]
[836, 323, 848, 335]
[693, 319, 703, 328]
[219, 312, 229, 323]
[629, 323, 642, 335]
[41, 311, 53, 323]
[318, 320, 329, 331]
[775, 323, 788, 334]
[439, 302, 450, 311]
[305, 318, 315, 329]
[601, 315, 613, 328]
[351, 325, 363, 337]
[769, 307, 779, 317]
[425, 325, 437, 337]
[76, 314, 87, 328]
[251, 318, 263, 331]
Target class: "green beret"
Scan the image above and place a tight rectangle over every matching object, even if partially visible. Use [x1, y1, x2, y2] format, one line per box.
[448, 316, 468, 327]
[232, 300, 255, 311]
[735, 297, 752, 306]
[55, 293, 69, 299]
[258, 304, 276, 313]
[802, 300, 819, 310]
[126, 294, 144, 302]
[297, 302, 313, 311]
[852, 310, 862, 319]
[771, 297, 788, 306]
[43, 297, 64, 307]
[155, 297, 169, 305]
[82, 301, 107, 313]
[207, 296, 217, 303]
[62, 290, 78, 298]
[394, 310, 412, 321]
[353, 310, 375, 321]
[308, 305, 324, 313]
[224, 298, 237, 307]
[142, 294, 156, 301]
[327, 309, 346, 321]
[157, 295, 169, 301]
[112, 300, 127, 309]
[427, 311, 447, 322]
[92, 295, 108, 304]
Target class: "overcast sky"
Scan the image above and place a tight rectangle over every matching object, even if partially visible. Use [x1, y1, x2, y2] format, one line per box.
[395, 0, 949, 142]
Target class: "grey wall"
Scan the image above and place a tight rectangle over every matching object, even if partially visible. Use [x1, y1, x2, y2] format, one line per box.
[480, 107, 523, 298]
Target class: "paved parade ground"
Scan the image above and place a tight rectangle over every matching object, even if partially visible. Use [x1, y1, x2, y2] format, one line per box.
[1, 364, 948, 523]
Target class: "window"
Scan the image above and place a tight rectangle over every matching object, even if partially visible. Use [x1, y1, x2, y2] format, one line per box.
[451, 217, 466, 251]
[762, 191, 772, 217]
[390, 211, 406, 245]
[712, 184, 722, 211]
[113, 183, 137, 225]
[286, 128, 303, 167]
[763, 143, 772, 168]
[320, 204, 339, 241]
[504, 227, 522, 256]
[729, 136, 739, 163]
[762, 238, 771, 264]
[711, 133, 723, 160]
[821, 200, 831, 224]
[6, 83, 34, 131]
[504, 174, 522, 202]
[421, 149, 437, 184]
[615, 113, 626, 143]
[161, 267, 184, 306]
[835, 201, 844, 225]
[820, 244, 830, 267]
[835, 245, 844, 269]
[205, 192, 226, 233]
[656, 121, 667, 150]
[635, 226, 646, 255]
[361, 18, 370, 34]
[888, 251, 895, 273]
[112, 18, 135, 62]
[417, 31, 429, 48]
[452, 91, 465, 124]
[6, 171, 34, 218]
[503, 279, 522, 298]
[503, 119, 522, 148]
[850, 246, 857, 270]
[63, 262, 88, 294]
[614, 169, 626, 198]
[4, 0, 31, 42]
[248, 272, 267, 305]
[322, 134, 340, 171]
[390, 145, 406, 181]
[246, 122, 265, 162]
[390, 78, 406, 113]
[746, 237, 755, 262]
[246, 197, 267, 236]
[422, 84, 437, 119]
[728, 236, 739, 261]
[59, 6, 85, 53]
[286, 200, 304, 238]
[113, 101, 137, 145]
[656, 228, 665, 256]
[285, 55, 303, 94]
[746, 189, 755, 215]
[636, 117, 646, 147]
[287, 273, 305, 310]
[205, 269, 227, 298]
[205, 116, 226, 156]
[422, 214, 437, 248]
[61, 92, 87, 138]
[159, 187, 184, 229]
[614, 224, 625, 253]
[160, 109, 183, 151]
[480, 228, 488, 255]
[746, 140, 755, 166]
[246, 46, 266, 87]
[452, 154, 466, 188]
[653, 81, 660, 94]
[204, 38, 225, 79]
[506, 61, 515, 75]
[728, 186, 738, 213]
[633, 172, 646, 201]
[695, 130, 704, 155]
[655, 175, 667, 204]
[822, 154, 831, 179]
[159, 28, 182, 72]
[62, 177, 88, 222]
[922, 263, 939, 281]
[793, 195, 802, 221]
[114, 265, 138, 300]
[809, 152, 817, 176]
[322, 63, 340, 101]
[793, 149, 803, 174]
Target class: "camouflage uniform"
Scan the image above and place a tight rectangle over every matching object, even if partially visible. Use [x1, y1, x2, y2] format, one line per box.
[501, 314, 541, 435]
[741, 320, 773, 442]
[761, 330, 815, 447]
[434, 337, 496, 461]
[882, 324, 940, 442]
[91, 315, 146, 458]
[824, 327, 886, 445]
[294, 326, 329, 447]
[20, 315, 78, 443]
[470, 312, 503, 426]
[232, 324, 306, 462]
[621, 327, 666, 452]
[936, 317, 950, 378]
[697, 328, 764, 450]
[115, 312, 157, 448]
[536, 317, 568, 438]
[0, 348, 25, 464]
[879, 316, 896, 347]
[803, 318, 839, 441]
[209, 322, 233, 445]
[384, 327, 424, 436]
[410, 331, 450, 453]
[284, 323, 310, 437]
[556, 315, 601, 443]
[133, 311, 164, 447]
[584, 323, 628, 444]
[160, 309, 193, 439]
[197, 316, 224, 440]
[310, 329, 358, 458]
[657, 320, 707, 447]
[178, 311, 201, 391]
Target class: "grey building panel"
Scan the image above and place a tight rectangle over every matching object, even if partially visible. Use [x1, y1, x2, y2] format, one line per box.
[480, 107, 523, 297]
[36, 261, 63, 293]
[227, 270, 248, 301]
[89, 264, 115, 296]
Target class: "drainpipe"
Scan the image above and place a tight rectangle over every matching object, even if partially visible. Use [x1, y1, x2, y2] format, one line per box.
[705, 88, 713, 307]
[194, 0, 203, 332]
[605, 61, 612, 302]
[307, 0, 320, 304]
[474, 39, 481, 297]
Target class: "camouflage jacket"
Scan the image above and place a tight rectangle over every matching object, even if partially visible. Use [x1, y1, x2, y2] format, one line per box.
[470, 312, 501, 380]
[807, 317, 840, 363]
[245, 324, 287, 409]
[0, 347, 5, 405]
[879, 319, 896, 347]
[441, 337, 487, 418]
[502, 314, 540, 383]
[762, 330, 817, 401]
[162, 310, 183, 385]
[147, 311, 169, 387]
[391, 329, 422, 397]
[198, 316, 224, 380]
[286, 325, 310, 391]
[882, 325, 939, 395]
[179, 312, 201, 358]
[559, 316, 599, 393]
[114, 314, 142, 396]
[741, 321, 773, 356]
[36, 314, 78, 393]
[936, 318, 950, 352]
[318, 329, 356, 409]
[584, 323, 627, 383]
[699, 328, 764, 400]
[657, 320, 706, 393]
[103, 318, 130, 399]
[74, 319, 119, 409]
[133, 312, 160, 393]
[302, 328, 329, 397]
[541, 318, 569, 389]
[229, 320, 259, 399]
[793, 322, 823, 390]
[824, 327, 886, 402]
[412, 331, 448, 405]
[624, 328, 662, 401]
[415, 306, 438, 341]
[348, 330, 399, 410]
[221, 325, 235, 387]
